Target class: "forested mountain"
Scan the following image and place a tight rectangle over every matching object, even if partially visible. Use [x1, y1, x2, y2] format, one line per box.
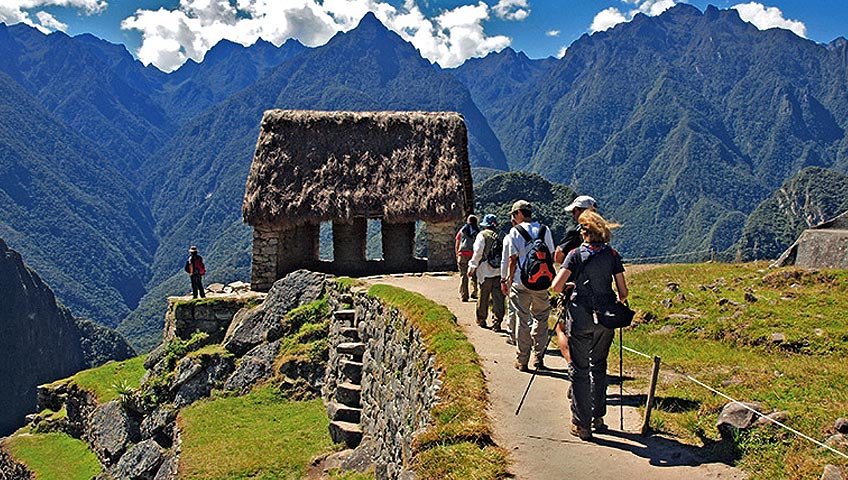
[738, 167, 848, 260]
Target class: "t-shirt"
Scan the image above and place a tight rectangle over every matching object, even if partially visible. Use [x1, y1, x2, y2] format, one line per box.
[468, 229, 500, 282]
[563, 244, 624, 308]
[557, 225, 582, 256]
[505, 221, 555, 285]
[455, 224, 479, 257]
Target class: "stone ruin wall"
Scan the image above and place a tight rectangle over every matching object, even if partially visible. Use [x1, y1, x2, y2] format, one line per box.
[325, 284, 442, 480]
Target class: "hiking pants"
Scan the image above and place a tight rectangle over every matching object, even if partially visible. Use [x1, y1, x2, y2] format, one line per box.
[458, 256, 478, 300]
[566, 303, 615, 428]
[191, 274, 205, 299]
[476, 276, 505, 327]
[510, 284, 551, 366]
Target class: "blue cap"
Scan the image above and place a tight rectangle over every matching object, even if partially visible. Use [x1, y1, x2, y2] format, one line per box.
[480, 214, 498, 227]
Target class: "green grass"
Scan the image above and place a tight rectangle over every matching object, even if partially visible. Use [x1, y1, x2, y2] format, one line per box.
[52, 354, 147, 403]
[2, 433, 101, 479]
[623, 263, 848, 479]
[177, 385, 335, 479]
[367, 284, 510, 480]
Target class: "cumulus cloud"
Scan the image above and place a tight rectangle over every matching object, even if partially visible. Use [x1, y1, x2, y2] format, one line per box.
[493, 0, 529, 21]
[556, 45, 567, 58]
[590, 7, 627, 33]
[731, 2, 806, 38]
[546, 29, 560, 37]
[0, 0, 105, 33]
[121, 0, 520, 72]
[589, 0, 676, 33]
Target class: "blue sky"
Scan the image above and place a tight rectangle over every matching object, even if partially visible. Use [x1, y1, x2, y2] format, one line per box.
[3, 0, 847, 71]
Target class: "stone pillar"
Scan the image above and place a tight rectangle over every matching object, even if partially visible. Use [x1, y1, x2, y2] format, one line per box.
[427, 220, 458, 272]
[333, 218, 368, 274]
[382, 221, 416, 271]
[251, 224, 280, 292]
[276, 223, 320, 278]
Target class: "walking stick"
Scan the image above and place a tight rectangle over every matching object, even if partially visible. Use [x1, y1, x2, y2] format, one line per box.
[619, 327, 624, 430]
[515, 306, 561, 416]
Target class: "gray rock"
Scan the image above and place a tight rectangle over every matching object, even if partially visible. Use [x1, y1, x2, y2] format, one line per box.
[223, 340, 281, 394]
[651, 325, 676, 335]
[170, 356, 205, 391]
[140, 407, 177, 447]
[825, 434, 848, 450]
[770, 333, 786, 344]
[153, 455, 177, 480]
[206, 283, 226, 294]
[173, 354, 235, 408]
[263, 270, 327, 320]
[144, 343, 168, 370]
[716, 401, 763, 438]
[835, 417, 848, 434]
[111, 440, 164, 480]
[661, 298, 673, 308]
[223, 303, 273, 356]
[821, 464, 846, 480]
[744, 292, 758, 303]
[88, 400, 140, 466]
[753, 410, 789, 427]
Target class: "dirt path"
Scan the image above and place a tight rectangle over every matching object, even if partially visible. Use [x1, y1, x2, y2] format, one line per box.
[367, 274, 744, 480]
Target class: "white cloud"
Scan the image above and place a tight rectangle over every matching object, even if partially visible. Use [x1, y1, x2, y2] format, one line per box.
[0, 0, 105, 33]
[121, 0, 517, 72]
[590, 7, 627, 33]
[35, 11, 67, 32]
[731, 2, 806, 38]
[556, 45, 567, 58]
[493, 0, 529, 21]
[546, 29, 560, 37]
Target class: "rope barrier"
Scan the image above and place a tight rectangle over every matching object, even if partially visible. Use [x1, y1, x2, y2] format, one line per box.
[620, 344, 848, 460]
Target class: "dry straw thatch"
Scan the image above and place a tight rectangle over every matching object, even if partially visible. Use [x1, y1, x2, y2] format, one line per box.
[243, 109, 473, 227]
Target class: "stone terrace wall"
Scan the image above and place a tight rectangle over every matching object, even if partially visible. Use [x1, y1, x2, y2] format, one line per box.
[325, 286, 441, 479]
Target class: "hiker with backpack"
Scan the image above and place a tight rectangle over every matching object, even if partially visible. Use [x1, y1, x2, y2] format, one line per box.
[500, 200, 556, 372]
[467, 214, 505, 330]
[551, 210, 629, 441]
[185, 245, 207, 299]
[455, 215, 480, 302]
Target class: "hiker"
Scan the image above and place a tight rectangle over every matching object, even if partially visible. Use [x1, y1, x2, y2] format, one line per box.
[501, 217, 518, 345]
[468, 214, 505, 330]
[553, 195, 598, 362]
[500, 200, 555, 372]
[455, 215, 480, 302]
[185, 246, 207, 299]
[551, 210, 628, 441]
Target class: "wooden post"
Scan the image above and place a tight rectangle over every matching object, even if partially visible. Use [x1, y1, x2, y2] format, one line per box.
[640, 355, 661, 436]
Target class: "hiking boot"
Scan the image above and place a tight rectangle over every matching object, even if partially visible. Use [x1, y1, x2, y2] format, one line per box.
[533, 359, 547, 371]
[570, 423, 592, 441]
[490, 323, 503, 333]
[514, 361, 528, 372]
[592, 418, 608, 432]
[477, 321, 489, 329]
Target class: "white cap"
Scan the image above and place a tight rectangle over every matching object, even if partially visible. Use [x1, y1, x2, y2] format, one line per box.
[565, 195, 598, 212]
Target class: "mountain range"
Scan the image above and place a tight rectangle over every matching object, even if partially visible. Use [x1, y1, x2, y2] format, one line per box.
[2, 5, 848, 350]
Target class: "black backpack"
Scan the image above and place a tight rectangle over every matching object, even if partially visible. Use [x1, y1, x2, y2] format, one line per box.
[515, 224, 555, 290]
[483, 229, 503, 268]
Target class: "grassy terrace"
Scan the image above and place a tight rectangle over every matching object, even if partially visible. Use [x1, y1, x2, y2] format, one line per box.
[367, 284, 510, 480]
[2, 432, 101, 479]
[51, 354, 147, 403]
[623, 263, 848, 479]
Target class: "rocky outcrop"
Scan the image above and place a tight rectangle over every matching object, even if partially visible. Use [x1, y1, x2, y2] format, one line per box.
[163, 292, 265, 346]
[88, 400, 141, 466]
[223, 340, 281, 394]
[111, 440, 165, 480]
[0, 238, 134, 437]
[0, 448, 33, 479]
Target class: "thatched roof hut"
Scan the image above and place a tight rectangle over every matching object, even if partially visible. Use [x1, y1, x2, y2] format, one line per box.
[773, 210, 848, 268]
[243, 109, 474, 288]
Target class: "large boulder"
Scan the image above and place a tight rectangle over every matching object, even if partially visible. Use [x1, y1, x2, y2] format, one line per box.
[139, 407, 177, 448]
[223, 340, 281, 394]
[716, 401, 764, 439]
[88, 400, 140, 466]
[111, 440, 164, 480]
[224, 270, 326, 355]
[172, 353, 235, 408]
[153, 455, 177, 480]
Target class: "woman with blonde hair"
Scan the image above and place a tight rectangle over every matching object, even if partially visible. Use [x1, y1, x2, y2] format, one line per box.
[551, 210, 628, 441]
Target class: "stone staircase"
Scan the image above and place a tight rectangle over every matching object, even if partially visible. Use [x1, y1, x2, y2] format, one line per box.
[328, 308, 364, 448]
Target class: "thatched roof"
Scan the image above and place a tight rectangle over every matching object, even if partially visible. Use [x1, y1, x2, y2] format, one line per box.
[243, 110, 473, 227]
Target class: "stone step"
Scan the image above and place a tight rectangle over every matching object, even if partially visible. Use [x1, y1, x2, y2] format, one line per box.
[334, 309, 356, 326]
[329, 421, 363, 448]
[340, 359, 362, 384]
[335, 382, 362, 407]
[337, 342, 365, 360]
[339, 327, 360, 342]
[327, 402, 362, 423]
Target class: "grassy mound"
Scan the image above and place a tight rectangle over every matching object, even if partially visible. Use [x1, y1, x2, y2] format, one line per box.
[367, 284, 510, 480]
[2, 433, 101, 479]
[625, 262, 848, 479]
[51, 354, 147, 403]
[177, 385, 334, 479]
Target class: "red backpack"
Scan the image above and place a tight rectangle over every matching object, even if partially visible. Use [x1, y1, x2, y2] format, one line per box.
[515, 224, 554, 290]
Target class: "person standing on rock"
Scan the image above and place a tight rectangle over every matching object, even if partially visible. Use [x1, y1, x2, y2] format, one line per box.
[468, 214, 505, 330]
[185, 246, 207, 299]
[500, 200, 555, 372]
[455, 215, 480, 302]
[552, 211, 627, 441]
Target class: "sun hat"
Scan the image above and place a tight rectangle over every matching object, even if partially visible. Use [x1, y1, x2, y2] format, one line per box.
[467, 214, 478, 223]
[511, 200, 532, 214]
[480, 214, 498, 227]
[565, 195, 598, 213]
[189, 246, 198, 253]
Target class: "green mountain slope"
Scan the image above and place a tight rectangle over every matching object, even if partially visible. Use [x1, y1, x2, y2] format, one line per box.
[738, 167, 848, 260]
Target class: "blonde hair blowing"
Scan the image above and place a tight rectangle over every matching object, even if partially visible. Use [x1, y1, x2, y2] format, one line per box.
[578, 210, 620, 243]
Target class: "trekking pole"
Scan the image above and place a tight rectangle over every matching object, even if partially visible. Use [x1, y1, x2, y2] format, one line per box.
[515, 325, 557, 416]
[619, 327, 624, 430]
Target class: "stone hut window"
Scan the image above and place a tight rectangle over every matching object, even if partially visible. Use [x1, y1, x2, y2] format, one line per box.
[366, 219, 384, 261]
[319, 222, 334, 262]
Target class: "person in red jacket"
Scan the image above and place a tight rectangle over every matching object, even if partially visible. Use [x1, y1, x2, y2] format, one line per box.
[185, 245, 206, 299]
